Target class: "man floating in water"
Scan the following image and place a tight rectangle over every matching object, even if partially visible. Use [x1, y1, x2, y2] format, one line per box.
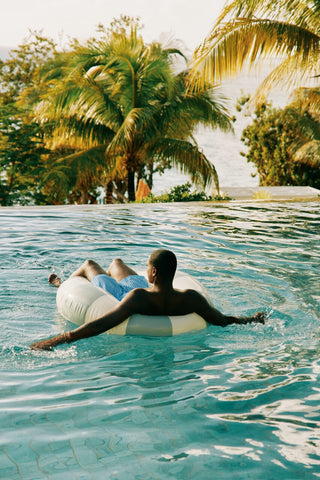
[30, 249, 266, 350]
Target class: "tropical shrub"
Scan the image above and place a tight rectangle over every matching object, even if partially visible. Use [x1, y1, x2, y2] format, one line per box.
[141, 182, 230, 203]
[240, 102, 320, 188]
[0, 103, 49, 205]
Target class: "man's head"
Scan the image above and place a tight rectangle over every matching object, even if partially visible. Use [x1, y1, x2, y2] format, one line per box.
[147, 249, 177, 283]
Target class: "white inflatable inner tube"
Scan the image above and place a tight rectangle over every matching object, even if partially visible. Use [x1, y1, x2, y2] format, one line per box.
[56, 271, 209, 336]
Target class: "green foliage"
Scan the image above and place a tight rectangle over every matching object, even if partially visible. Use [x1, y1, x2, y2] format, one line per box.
[190, 0, 320, 106]
[165, 183, 210, 202]
[140, 182, 230, 203]
[39, 146, 103, 205]
[0, 32, 61, 205]
[102, 15, 144, 39]
[0, 104, 49, 205]
[0, 31, 57, 104]
[240, 101, 320, 188]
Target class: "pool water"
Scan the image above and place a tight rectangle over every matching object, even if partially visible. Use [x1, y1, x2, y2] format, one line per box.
[0, 202, 319, 480]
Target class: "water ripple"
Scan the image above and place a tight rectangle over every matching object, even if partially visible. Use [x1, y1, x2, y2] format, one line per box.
[0, 202, 319, 479]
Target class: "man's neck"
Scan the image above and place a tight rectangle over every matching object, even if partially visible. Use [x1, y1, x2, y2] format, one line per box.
[151, 279, 174, 293]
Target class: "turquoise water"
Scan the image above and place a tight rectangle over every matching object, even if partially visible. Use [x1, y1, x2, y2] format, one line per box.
[1, 202, 319, 480]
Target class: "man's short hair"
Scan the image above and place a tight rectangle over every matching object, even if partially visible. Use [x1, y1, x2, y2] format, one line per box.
[149, 249, 177, 281]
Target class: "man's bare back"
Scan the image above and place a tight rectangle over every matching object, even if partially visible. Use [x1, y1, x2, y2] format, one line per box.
[122, 287, 225, 322]
[31, 250, 266, 351]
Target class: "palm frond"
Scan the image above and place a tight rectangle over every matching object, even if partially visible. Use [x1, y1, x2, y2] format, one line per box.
[289, 87, 320, 115]
[213, 0, 320, 29]
[54, 144, 121, 181]
[247, 53, 319, 107]
[148, 138, 219, 191]
[293, 139, 320, 166]
[58, 144, 107, 165]
[41, 164, 71, 185]
[106, 107, 154, 155]
[191, 18, 320, 88]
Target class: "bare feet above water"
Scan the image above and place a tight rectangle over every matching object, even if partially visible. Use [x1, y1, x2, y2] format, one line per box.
[48, 273, 62, 287]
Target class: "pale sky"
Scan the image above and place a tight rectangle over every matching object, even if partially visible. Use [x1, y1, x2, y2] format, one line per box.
[1, 0, 226, 51]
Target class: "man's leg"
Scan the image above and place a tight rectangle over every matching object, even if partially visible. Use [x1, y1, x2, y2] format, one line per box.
[49, 259, 107, 287]
[70, 259, 107, 281]
[107, 258, 138, 282]
[49, 258, 138, 288]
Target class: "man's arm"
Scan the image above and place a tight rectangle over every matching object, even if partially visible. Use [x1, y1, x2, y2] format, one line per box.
[189, 290, 266, 327]
[30, 290, 140, 351]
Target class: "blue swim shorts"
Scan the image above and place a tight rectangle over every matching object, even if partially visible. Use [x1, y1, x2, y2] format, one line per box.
[91, 274, 149, 301]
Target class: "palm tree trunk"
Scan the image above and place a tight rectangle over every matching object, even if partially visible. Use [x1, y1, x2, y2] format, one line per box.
[105, 180, 113, 204]
[147, 161, 154, 190]
[80, 190, 88, 204]
[127, 170, 135, 201]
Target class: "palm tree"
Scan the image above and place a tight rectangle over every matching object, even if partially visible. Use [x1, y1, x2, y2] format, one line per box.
[190, 0, 320, 105]
[141, 68, 231, 190]
[30, 44, 127, 202]
[34, 27, 232, 202]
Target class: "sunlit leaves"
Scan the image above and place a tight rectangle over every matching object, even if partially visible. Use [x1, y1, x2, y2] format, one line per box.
[190, 0, 320, 102]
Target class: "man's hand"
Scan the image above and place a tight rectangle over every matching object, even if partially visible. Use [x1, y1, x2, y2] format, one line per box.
[30, 333, 69, 351]
[30, 339, 55, 351]
[251, 311, 267, 324]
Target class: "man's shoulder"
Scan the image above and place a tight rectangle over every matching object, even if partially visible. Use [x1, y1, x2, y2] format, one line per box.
[122, 287, 150, 304]
[176, 288, 206, 306]
[131, 287, 151, 296]
[180, 288, 203, 298]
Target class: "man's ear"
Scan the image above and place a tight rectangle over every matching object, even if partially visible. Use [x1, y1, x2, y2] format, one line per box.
[152, 266, 157, 278]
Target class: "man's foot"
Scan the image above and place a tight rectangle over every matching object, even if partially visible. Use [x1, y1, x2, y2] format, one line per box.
[48, 273, 62, 287]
